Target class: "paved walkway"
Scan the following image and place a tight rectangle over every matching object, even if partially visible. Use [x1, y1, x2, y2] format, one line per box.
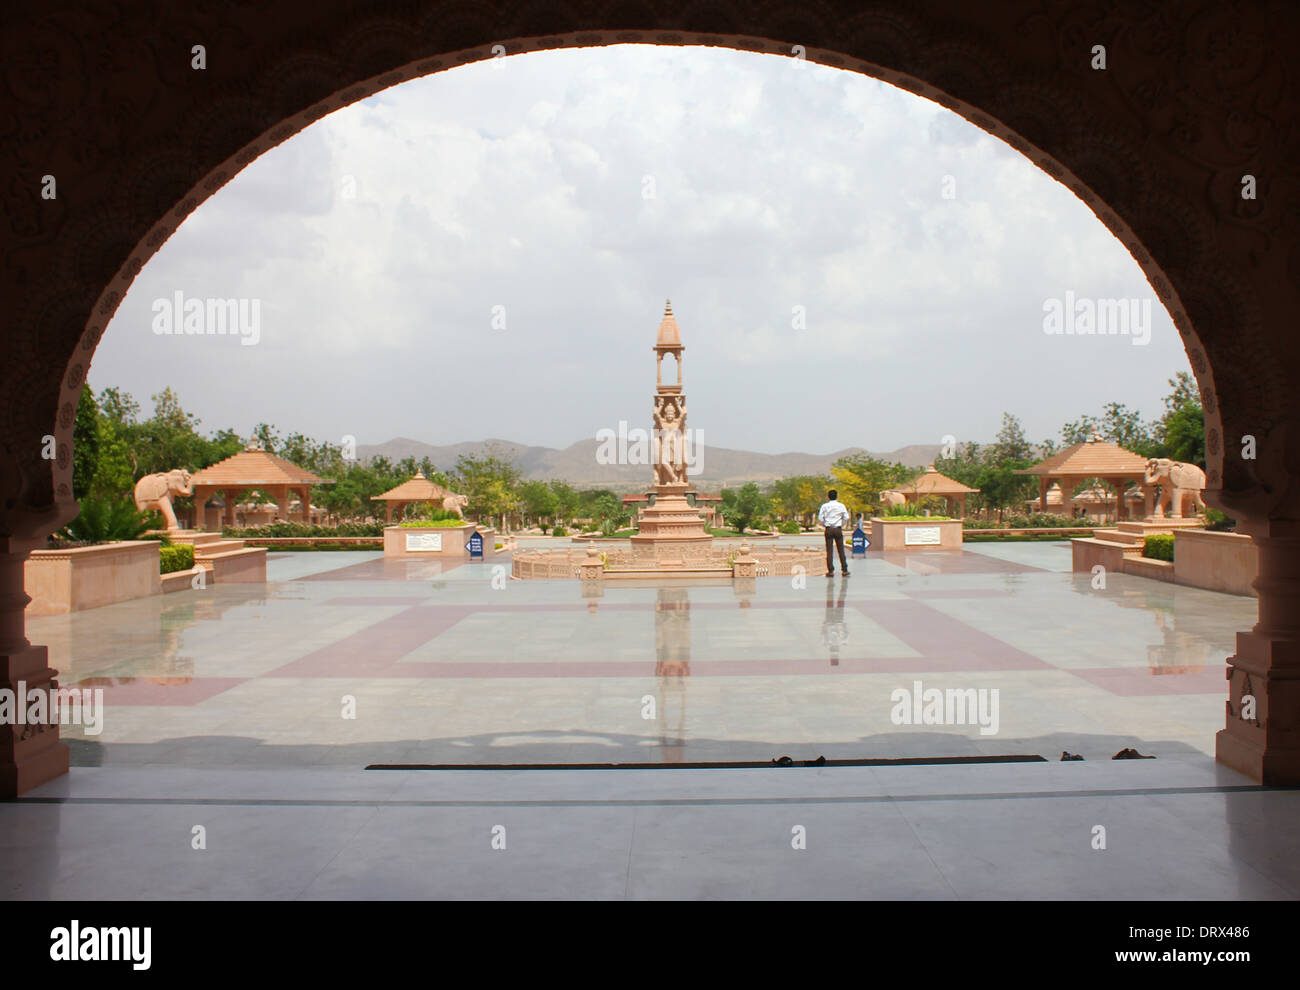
[27, 541, 1256, 769]
[9, 541, 1290, 900]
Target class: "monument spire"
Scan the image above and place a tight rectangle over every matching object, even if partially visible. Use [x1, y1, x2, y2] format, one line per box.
[655, 297, 682, 350]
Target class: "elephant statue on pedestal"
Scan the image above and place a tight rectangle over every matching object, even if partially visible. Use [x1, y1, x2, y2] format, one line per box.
[442, 493, 469, 519]
[1143, 458, 1206, 519]
[880, 490, 906, 508]
[133, 469, 194, 530]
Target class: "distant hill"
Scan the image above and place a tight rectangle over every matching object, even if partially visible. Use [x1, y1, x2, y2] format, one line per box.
[355, 436, 944, 490]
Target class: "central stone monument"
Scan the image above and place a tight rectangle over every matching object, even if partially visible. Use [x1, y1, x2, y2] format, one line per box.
[628, 300, 714, 564]
[511, 301, 826, 580]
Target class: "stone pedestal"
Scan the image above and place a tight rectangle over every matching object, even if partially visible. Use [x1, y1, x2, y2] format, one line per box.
[629, 485, 713, 564]
[383, 524, 495, 558]
[866, 517, 964, 550]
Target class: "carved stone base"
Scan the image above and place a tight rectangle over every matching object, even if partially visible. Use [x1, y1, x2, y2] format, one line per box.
[1215, 528, 1300, 784]
[0, 645, 71, 797]
[1217, 629, 1300, 784]
[631, 488, 713, 548]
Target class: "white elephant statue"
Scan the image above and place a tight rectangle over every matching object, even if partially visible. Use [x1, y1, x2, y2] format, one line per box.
[1143, 458, 1206, 519]
[133, 469, 193, 530]
[880, 490, 906, 508]
[442, 492, 469, 519]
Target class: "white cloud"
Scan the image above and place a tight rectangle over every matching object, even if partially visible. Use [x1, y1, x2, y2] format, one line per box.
[93, 45, 1190, 456]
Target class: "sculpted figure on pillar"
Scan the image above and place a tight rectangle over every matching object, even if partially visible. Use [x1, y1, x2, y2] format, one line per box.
[653, 397, 687, 486]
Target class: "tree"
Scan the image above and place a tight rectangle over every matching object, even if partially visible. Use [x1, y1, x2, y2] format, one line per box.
[199, 428, 245, 469]
[517, 480, 558, 526]
[72, 387, 101, 502]
[130, 388, 209, 476]
[90, 416, 134, 497]
[549, 480, 578, 522]
[98, 387, 140, 428]
[991, 413, 1033, 463]
[1061, 401, 1157, 456]
[451, 444, 521, 524]
[719, 482, 771, 533]
[1153, 371, 1205, 467]
[769, 474, 829, 525]
[1160, 403, 1206, 467]
[252, 422, 281, 452]
[830, 454, 912, 519]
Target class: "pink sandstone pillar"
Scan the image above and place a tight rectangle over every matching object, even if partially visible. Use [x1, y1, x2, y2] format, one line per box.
[1217, 520, 1300, 784]
[274, 485, 290, 523]
[0, 525, 71, 796]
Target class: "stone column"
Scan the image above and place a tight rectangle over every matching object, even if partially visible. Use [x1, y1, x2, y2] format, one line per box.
[274, 485, 291, 523]
[224, 489, 245, 528]
[1, 514, 73, 797]
[1217, 519, 1300, 784]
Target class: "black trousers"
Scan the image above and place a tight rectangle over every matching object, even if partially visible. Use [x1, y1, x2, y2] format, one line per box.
[824, 525, 848, 572]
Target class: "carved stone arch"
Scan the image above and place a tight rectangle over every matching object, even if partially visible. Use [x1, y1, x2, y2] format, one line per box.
[1, 1, 1297, 794]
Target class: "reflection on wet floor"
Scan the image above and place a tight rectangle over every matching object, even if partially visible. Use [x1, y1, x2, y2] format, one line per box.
[26, 545, 1257, 769]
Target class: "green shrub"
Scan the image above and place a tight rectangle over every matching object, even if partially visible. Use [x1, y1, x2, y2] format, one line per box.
[63, 496, 162, 543]
[1205, 507, 1236, 532]
[964, 514, 1082, 530]
[1143, 533, 1175, 561]
[778, 520, 801, 534]
[159, 544, 195, 574]
[551, 525, 567, 537]
[398, 519, 469, 528]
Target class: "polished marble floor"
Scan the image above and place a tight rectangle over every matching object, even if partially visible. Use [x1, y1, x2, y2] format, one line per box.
[8, 541, 1291, 900]
[27, 540, 1257, 769]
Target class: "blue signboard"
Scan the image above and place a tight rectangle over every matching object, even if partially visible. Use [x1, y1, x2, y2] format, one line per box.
[851, 523, 867, 557]
[467, 531, 484, 559]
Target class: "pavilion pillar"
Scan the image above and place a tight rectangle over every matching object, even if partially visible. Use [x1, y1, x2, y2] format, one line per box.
[300, 486, 312, 525]
[225, 489, 246, 528]
[1111, 478, 1127, 522]
[1039, 477, 1049, 513]
[274, 485, 290, 523]
[1217, 521, 1300, 784]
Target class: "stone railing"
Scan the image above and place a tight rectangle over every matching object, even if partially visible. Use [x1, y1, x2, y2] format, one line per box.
[511, 543, 827, 579]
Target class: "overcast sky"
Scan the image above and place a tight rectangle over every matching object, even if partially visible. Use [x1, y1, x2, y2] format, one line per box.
[93, 45, 1190, 455]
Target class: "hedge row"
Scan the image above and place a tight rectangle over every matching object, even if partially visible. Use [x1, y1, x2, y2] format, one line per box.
[1143, 533, 1175, 561]
[963, 514, 1079, 529]
[159, 544, 195, 574]
[225, 521, 385, 538]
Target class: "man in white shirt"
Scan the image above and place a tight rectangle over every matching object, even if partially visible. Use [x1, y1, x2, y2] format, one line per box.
[817, 489, 852, 576]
